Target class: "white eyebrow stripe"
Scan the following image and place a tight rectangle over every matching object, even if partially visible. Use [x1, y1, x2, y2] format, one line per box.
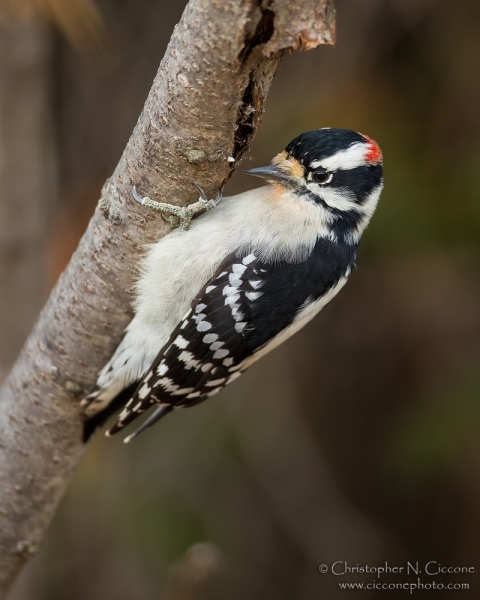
[310, 142, 368, 171]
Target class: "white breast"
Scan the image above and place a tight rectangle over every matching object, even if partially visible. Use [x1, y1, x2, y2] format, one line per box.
[96, 185, 332, 395]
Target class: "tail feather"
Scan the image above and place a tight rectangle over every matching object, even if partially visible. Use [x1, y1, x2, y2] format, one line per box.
[82, 380, 140, 442]
[105, 392, 155, 435]
[106, 397, 172, 438]
[122, 405, 173, 443]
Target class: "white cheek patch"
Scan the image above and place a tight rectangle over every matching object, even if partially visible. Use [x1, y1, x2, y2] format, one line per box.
[310, 142, 369, 172]
[306, 183, 358, 212]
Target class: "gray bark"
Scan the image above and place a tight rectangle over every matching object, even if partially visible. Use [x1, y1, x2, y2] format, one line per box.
[0, 0, 335, 595]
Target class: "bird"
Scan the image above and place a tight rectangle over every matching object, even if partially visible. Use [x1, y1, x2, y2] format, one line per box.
[83, 127, 383, 443]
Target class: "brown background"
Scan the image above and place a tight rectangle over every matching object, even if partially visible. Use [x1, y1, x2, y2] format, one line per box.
[2, 0, 480, 598]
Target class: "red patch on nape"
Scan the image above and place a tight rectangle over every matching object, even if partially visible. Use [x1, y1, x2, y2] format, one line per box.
[361, 134, 382, 164]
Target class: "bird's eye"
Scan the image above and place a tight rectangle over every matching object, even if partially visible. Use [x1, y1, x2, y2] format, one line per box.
[312, 169, 333, 185]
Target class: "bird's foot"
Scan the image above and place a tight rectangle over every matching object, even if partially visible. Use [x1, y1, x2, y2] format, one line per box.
[132, 184, 223, 231]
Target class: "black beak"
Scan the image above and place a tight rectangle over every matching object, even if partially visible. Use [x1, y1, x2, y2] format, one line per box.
[243, 165, 291, 184]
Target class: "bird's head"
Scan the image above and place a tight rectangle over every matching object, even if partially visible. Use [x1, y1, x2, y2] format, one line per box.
[245, 128, 383, 243]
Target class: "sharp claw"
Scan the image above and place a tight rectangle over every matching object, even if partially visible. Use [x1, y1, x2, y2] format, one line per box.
[191, 182, 208, 203]
[132, 185, 144, 205]
[214, 188, 223, 206]
[161, 213, 174, 224]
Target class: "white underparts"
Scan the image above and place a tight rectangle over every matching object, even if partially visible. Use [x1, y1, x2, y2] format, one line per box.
[92, 180, 375, 415]
[94, 186, 332, 407]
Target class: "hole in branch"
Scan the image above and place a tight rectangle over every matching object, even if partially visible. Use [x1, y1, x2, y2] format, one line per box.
[239, 2, 275, 62]
[233, 79, 256, 159]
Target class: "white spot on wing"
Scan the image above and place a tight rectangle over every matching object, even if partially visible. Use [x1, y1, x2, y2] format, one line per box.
[197, 321, 212, 331]
[171, 387, 195, 396]
[245, 291, 262, 301]
[138, 383, 151, 399]
[235, 322, 246, 333]
[206, 378, 226, 387]
[231, 307, 243, 321]
[118, 409, 129, 421]
[242, 254, 256, 265]
[179, 351, 199, 369]
[174, 336, 189, 349]
[228, 273, 242, 287]
[232, 264, 247, 276]
[157, 363, 168, 376]
[157, 377, 179, 392]
[203, 333, 218, 343]
[213, 349, 229, 359]
[223, 285, 239, 297]
[225, 294, 240, 306]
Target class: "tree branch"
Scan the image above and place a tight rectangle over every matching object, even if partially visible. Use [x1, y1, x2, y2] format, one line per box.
[0, 0, 334, 594]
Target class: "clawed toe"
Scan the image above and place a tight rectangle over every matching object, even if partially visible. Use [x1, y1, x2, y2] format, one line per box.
[191, 182, 208, 203]
[132, 185, 145, 205]
[191, 183, 223, 207]
[214, 188, 223, 206]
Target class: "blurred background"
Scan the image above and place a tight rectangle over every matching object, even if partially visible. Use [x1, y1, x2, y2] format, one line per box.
[2, 0, 480, 598]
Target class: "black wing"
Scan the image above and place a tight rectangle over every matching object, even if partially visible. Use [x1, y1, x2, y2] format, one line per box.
[108, 239, 356, 437]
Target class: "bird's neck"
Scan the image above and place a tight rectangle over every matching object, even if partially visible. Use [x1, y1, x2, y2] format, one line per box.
[326, 208, 370, 246]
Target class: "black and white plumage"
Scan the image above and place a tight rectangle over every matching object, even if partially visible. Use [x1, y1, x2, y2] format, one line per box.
[85, 128, 383, 442]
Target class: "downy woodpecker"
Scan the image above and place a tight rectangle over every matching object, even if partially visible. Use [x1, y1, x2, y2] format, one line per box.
[84, 128, 383, 442]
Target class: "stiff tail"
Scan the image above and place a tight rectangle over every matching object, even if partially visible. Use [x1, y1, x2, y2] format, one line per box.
[104, 385, 174, 441]
[121, 405, 173, 443]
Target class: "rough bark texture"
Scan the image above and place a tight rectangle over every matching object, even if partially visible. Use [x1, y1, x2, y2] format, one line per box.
[0, 0, 335, 595]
